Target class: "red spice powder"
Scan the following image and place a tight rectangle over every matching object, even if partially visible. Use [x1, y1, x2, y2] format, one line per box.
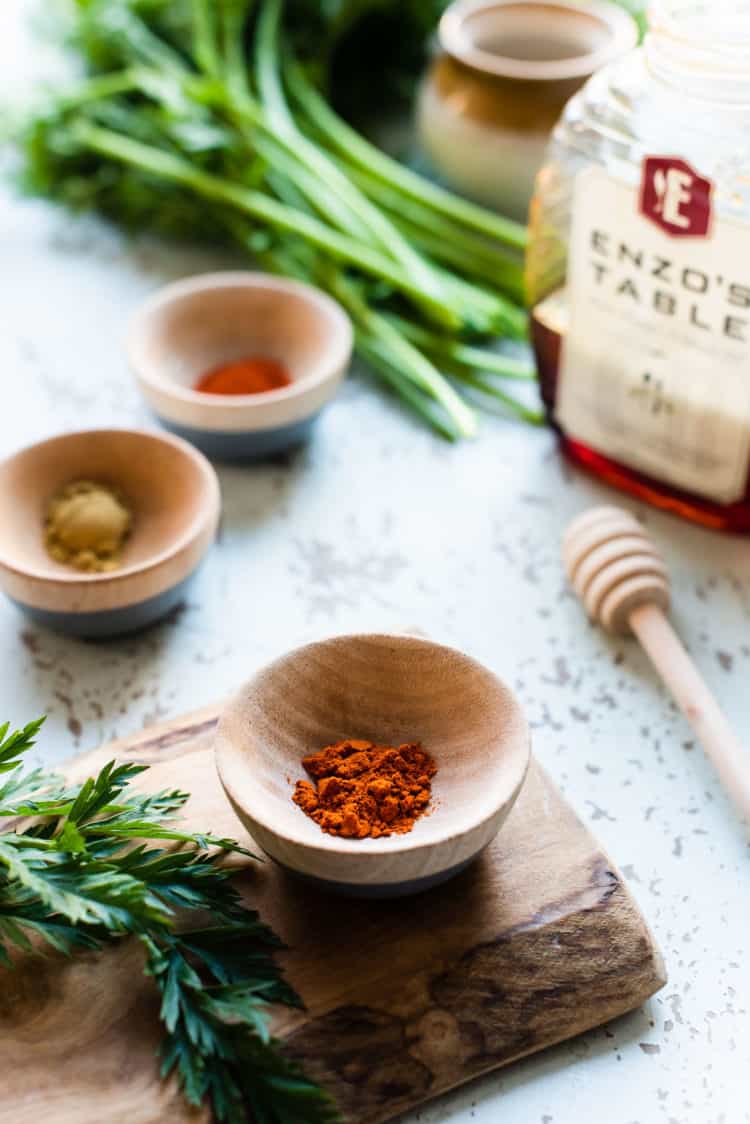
[195, 356, 292, 396]
[292, 739, 437, 839]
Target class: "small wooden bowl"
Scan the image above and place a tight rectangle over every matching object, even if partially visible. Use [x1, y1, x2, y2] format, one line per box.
[216, 634, 531, 897]
[128, 272, 353, 461]
[0, 429, 221, 638]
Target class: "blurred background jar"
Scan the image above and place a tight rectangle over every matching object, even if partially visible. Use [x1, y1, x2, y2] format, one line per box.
[417, 0, 637, 220]
[527, 0, 750, 532]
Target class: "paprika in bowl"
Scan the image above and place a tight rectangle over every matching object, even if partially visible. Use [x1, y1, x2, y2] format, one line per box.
[215, 633, 531, 898]
[127, 272, 353, 461]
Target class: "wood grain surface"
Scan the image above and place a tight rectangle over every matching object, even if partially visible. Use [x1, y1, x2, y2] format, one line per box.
[0, 706, 666, 1124]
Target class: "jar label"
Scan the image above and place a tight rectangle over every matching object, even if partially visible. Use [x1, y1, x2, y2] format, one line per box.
[557, 161, 750, 504]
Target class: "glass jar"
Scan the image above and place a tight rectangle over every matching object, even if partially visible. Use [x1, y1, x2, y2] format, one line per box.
[527, 1, 750, 532]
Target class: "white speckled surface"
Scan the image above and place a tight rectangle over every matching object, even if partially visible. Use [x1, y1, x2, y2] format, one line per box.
[2, 7, 749, 1123]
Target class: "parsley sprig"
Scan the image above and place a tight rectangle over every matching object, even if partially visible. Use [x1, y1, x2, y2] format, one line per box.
[0, 717, 338, 1124]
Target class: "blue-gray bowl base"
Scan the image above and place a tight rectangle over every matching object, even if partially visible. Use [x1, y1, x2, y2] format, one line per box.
[274, 853, 479, 899]
[156, 414, 319, 462]
[11, 573, 196, 639]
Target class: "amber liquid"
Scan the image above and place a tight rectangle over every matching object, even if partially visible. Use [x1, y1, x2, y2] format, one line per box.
[531, 301, 750, 534]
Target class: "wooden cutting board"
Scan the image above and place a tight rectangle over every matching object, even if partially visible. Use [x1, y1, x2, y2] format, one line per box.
[1, 705, 666, 1124]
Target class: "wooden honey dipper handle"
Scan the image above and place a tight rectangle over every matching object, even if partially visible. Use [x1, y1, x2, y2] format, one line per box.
[628, 604, 750, 822]
[564, 506, 750, 824]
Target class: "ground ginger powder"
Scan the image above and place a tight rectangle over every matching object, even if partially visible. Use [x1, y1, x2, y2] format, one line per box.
[45, 480, 132, 573]
[292, 739, 437, 839]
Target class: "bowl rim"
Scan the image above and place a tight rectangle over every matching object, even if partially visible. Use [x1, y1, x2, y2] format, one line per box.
[0, 427, 221, 587]
[127, 271, 354, 411]
[215, 632, 532, 860]
[439, 0, 639, 83]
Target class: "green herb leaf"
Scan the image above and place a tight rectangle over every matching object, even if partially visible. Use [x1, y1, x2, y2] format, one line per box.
[0, 717, 46, 775]
[0, 717, 339, 1122]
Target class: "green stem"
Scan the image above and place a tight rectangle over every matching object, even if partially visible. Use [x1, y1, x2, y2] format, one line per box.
[236, 228, 477, 439]
[252, 0, 445, 298]
[450, 369, 545, 425]
[101, 5, 188, 75]
[285, 60, 528, 252]
[253, 132, 372, 241]
[229, 100, 376, 245]
[328, 274, 478, 438]
[333, 161, 527, 307]
[59, 70, 142, 107]
[73, 121, 464, 330]
[333, 158, 525, 283]
[356, 337, 461, 441]
[253, 0, 297, 131]
[219, 0, 257, 102]
[386, 316, 537, 380]
[392, 219, 524, 303]
[436, 266, 527, 340]
[192, 0, 222, 77]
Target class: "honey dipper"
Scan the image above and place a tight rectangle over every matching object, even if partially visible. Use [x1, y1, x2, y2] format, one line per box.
[563, 506, 750, 824]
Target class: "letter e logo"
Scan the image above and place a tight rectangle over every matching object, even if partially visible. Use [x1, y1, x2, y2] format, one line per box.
[639, 157, 712, 238]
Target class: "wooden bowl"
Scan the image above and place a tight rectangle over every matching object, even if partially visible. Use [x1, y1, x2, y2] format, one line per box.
[0, 429, 221, 638]
[128, 272, 353, 461]
[216, 634, 531, 897]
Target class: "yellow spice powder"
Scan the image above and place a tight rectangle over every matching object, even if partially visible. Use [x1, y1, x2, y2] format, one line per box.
[45, 480, 132, 573]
